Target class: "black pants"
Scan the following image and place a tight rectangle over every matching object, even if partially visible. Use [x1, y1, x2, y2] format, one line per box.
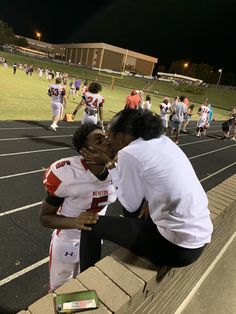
[80, 214, 205, 272]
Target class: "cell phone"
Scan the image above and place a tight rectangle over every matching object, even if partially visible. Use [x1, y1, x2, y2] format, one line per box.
[54, 290, 100, 313]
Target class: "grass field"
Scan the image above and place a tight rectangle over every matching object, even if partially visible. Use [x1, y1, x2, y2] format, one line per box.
[0, 50, 234, 122]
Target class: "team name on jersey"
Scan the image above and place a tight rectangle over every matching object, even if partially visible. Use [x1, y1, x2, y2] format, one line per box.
[93, 190, 108, 197]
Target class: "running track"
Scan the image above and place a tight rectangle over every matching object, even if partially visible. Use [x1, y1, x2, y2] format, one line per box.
[0, 120, 236, 313]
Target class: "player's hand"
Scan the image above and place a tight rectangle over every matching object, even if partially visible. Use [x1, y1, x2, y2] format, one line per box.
[80, 146, 112, 165]
[74, 212, 99, 231]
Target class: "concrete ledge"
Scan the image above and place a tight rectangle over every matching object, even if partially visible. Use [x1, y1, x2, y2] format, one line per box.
[17, 174, 236, 314]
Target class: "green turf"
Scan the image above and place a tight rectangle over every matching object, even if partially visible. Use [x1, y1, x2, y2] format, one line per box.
[0, 50, 234, 122]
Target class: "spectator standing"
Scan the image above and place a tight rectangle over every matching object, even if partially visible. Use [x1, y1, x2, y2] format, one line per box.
[170, 95, 188, 144]
[125, 90, 142, 109]
[181, 104, 195, 133]
[143, 95, 152, 110]
[13, 62, 17, 75]
[75, 78, 81, 97]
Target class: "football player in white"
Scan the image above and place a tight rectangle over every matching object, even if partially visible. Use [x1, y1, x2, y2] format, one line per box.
[48, 77, 66, 131]
[159, 97, 171, 134]
[72, 82, 104, 128]
[196, 104, 210, 136]
[40, 123, 117, 291]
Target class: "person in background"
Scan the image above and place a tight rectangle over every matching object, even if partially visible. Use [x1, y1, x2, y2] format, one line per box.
[125, 90, 142, 109]
[207, 104, 213, 125]
[181, 104, 195, 133]
[170, 95, 188, 144]
[221, 106, 236, 140]
[40, 123, 117, 291]
[68, 79, 76, 100]
[78, 108, 213, 272]
[159, 97, 171, 135]
[75, 78, 81, 97]
[72, 82, 104, 128]
[196, 103, 210, 137]
[143, 95, 152, 110]
[13, 62, 17, 75]
[48, 77, 67, 131]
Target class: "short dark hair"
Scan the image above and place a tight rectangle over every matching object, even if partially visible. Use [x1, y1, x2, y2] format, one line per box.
[179, 95, 188, 102]
[109, 108, 163, 140]
[88, 82, 102, 94]
[146, 95, 151, 101]
[55, 77, 62, 84]
[73, 123, 102, 152]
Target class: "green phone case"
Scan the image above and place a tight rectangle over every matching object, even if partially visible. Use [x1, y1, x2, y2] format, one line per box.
[54, 290, 100, 313]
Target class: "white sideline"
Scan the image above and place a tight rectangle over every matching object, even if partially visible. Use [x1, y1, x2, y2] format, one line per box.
[0, 202, 42, 217]
[189, 143, 236, 159]
[0, 257, 49, 287]
[0, 168, 45, 179]
[0, 134, 72, 141]
[0, 126, 77, 130]
[0, 146, 72, 157]
[200, 161, 236, 182]
[175, 231, 236, 314]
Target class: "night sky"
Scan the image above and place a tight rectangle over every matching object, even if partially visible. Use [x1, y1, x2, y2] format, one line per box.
[1, 0, 236, 74]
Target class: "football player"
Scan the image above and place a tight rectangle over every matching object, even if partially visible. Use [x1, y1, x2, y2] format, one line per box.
[40, 123, 117, 291]
[196, 104, 210, 136]
[48, 77, 66, 131]
[72, 82, 104, 128]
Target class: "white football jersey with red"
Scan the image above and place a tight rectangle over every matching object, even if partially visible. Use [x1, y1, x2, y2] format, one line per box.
[83, 91, 104, 114]
[48, 84, 66, 103]
[43, 155, 116, 239]
[198, 105, 209, 119]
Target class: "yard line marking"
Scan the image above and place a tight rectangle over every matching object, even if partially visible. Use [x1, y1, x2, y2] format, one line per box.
[189, 143, 236, 159]
[200, 161, 236, 182]
[0, 146, 72, 157]
[0, 135, 72, 141]
[0, 168, 45, 179]
[0, 126, 77, 130]
[175, 231, 236, 314]
[179, 138, 215, 146]
[0, 257, 49, 287]
[0, 202, 42, 217]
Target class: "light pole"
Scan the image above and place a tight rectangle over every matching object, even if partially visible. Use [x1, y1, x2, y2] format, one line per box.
[183, 62, 189, 75]
[217, 68, 223, 85]
[36, 32, 41, 41]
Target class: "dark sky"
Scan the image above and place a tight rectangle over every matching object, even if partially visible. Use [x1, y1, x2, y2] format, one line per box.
[1, 0, 236, 74]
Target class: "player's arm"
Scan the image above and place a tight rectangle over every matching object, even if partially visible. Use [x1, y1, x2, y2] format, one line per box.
[72, 98, 85, 118]
[40, 196, 98, 231]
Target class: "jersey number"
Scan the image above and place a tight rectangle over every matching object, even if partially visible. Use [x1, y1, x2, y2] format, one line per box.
[87, 96, 98, 108]
[87, 196, 108, 213]
[50, 88, 59, 96]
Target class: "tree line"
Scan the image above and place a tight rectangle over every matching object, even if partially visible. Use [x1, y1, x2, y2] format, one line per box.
[0, 20, 28, 47]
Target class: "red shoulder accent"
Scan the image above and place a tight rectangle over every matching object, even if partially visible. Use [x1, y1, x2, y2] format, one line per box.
[81, 158, 89, 171]
[44, 171, 62, 196]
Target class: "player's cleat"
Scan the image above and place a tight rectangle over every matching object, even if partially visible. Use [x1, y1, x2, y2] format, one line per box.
[50, 125, 57, 131]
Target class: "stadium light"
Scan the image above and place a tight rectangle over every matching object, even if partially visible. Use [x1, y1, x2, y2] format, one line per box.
[217, 68, 223, 85]
[183, 62, 189, 74]
[36, 32, 41, 41]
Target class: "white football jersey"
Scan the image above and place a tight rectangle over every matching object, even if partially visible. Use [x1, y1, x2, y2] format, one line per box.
[198, 105, 209, 119]
[43, 155, 117, 239]
[159, 102, 171, 119]
[48, 84, 66, 103]
[83, 91, 104, 115]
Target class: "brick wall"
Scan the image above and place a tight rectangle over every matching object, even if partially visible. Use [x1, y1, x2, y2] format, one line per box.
[17, 175, 236, 314]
